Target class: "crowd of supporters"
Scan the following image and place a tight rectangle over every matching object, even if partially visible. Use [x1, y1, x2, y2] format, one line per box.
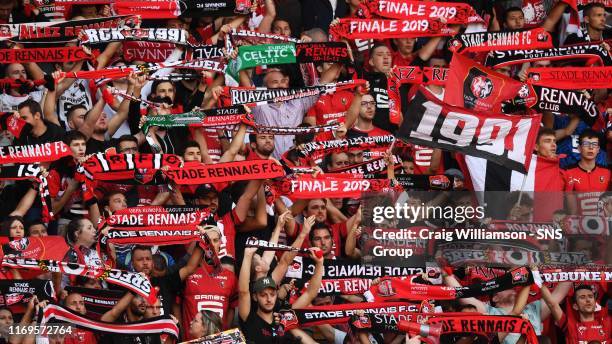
[0, 0, 610, 343]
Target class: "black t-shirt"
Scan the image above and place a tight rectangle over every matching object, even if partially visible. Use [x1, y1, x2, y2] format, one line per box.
[239, 308, 287, 344]
[151, 268, 182, 315]
[14, 120, 65, 146]
[86, 137, 117, 154]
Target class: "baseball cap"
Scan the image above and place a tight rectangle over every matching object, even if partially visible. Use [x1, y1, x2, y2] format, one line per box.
[251, 277, 277, 292]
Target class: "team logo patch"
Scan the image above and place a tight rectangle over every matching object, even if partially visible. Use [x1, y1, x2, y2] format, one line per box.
[9, 238, 29, 251]
[470, 76, 493, 99]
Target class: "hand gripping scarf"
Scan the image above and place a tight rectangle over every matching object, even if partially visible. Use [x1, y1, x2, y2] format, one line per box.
[41, 304, 179, 339]
[223, 80, 366, 106]
[179, 328, 246, 344]
[420, 314, 538, 344]
[163, 160, 285, 185]
[0, 46, 89, 62]
[358, 0, 483, 25]
[0, 164, 53, 223]
[449, 28, 553, 53]
[0, 142, 71, 164]
[105, 206, 210, 230]
[485, 43, 612, 68]
[0, 112, 31, 139]
[2, 257, 156, 303]
[370, 267, 533, 302]
[527, 66, 612, 89]
[329, 18, 454, 40]
[140, 105, 247, 133]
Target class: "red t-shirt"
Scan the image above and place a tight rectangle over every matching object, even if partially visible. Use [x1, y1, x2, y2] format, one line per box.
[182, 267, 237, 338]
[557, 311, 611, 344]
[306, 91, 353, 125]
[565, 165, 611, 215]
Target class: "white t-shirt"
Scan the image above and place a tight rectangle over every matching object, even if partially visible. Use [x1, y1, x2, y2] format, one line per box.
[0, 90, 44, 112]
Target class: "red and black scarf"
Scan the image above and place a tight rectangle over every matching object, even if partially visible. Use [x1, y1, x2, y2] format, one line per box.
[485, 43, 612, 68]
[64, 285, 124, 319]
[0, 46, 89, 62]
[358, 0, 483, 25]
[164, 160, 285, 185]
[0, 142, 71, 164]
[449, 28, 553, 53]
[527, 66, 612, 89]
[0, 112, 31, 139]
[329, 18, 453, 40]
[41, 304, 179, 339]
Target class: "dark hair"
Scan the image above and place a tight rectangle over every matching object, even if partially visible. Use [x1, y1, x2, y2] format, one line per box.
[66, 104, 88, 121]
[503, 6, 524, 21]
[370, 42, 389, 56]
[116, 135, 138, 151]
[150, 80, 174, 96]
[182, 141, 200, 155]
[100, 190, 125, 212]
[17, 99, 42, 117]
[294, 123, 315, 145]
[536, 128, 556, 143]
[322, 152, 347, 172]
[131, 245, 152, 256]
[152, 254, 167, 272]
[63, 130, 87, 145]
[584, 3, 605, 17]
[578, 129, 600, 146]
[64, 218, 86, 246]
[0, 216, 24, 237]
[26, 220, 46, 234]
[309, 222, 332, 243]
[572, 285, 595, 303]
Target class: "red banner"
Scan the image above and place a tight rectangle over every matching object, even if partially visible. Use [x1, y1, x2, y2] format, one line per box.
[0, 142, 71, 164]
[0, 47, 89, 62]
[359, 0, 483, 24]
[164, 160, 285, 185]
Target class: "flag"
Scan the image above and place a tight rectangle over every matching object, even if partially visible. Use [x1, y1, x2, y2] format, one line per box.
[462, 154, 565, 221]
[397, 87, 541, 173]
[444, 53, 523, 113]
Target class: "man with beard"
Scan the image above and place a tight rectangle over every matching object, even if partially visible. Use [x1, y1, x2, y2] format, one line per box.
[542, 284, 611, 344]
[99, 293, 165, 344]
[238, 246, 324, 343]
[245, 133, 275, 160]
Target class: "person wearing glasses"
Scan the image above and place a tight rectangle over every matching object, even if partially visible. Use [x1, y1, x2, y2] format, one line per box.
[565, 130, 611, 216]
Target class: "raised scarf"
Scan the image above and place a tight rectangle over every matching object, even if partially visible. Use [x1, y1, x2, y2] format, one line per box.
[114, 0, 253, 19]
[0, 279, 55, 305]
[329, 154, 401, 175]
[187, 44, 225, 60]
[9, 16, 139, 44]
[297, 134, 395, 157]
[245, 237, 309, 254]
[279, 302, 421, 329]
[41, 304, 179, 338]
[439, 245, 590, 267]
[140, 106, 247, 133]
[105, 206, 209, 230]
[223, 80, 366, 106]
[0, 46, 89, 62]
[285, 257, 424, 281]
[64, 285, 124, 319]
[77, 153, 183, 180]
[449, 28, 553, 53]
[0, 164, 52, 223]
[2, 257, 156, 303]
[370, 267, 532, 302]
[273, 174, 394, 199]
[1, 236, 69, 261]
[123, 41, 175, 63]
[164, 160, 285, 185]
[423, 314, 538, 344]
[0, 142, 71, 164]
[228, 28, 300, 48]
[80, 28, 189, 45]
[0, 112, 31, 139]
[485, 43, 612, 68]
[329, 18, 453, 40]
[527, 66, 612, 89]
[358, 0, 482, 25]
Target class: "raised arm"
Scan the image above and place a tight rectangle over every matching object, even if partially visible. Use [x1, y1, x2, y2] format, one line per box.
[271, 215, 315, 284]
[542, 1, 569, 32]
[540, 284, 564, 323]
[257, 0, 276, 34]
[443, 270, 487, 313]
[291, 248, 324, 308]
[235, 179, 264, 224]
[238, 247, 258, 321]
[100, 292, 134, 322]
[78, 98, 105, 140]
